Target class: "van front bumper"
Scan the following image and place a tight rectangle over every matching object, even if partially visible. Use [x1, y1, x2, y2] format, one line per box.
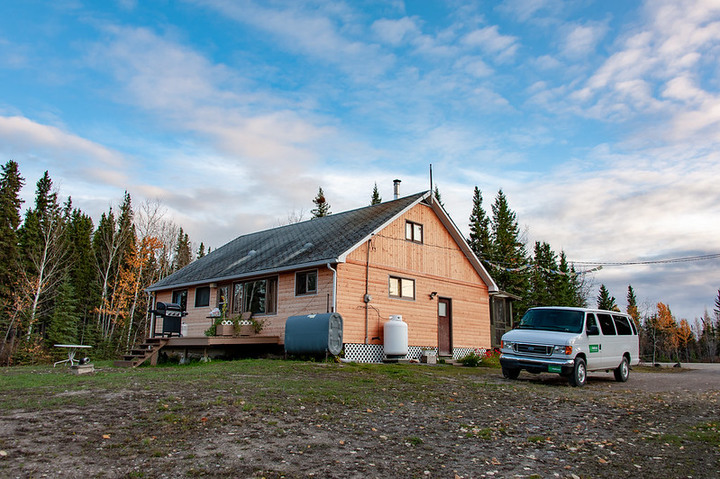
[500, 353, 575, 374]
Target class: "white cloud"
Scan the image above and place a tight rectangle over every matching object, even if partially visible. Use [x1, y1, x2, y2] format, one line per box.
[461, 25, 519, 61]
[568, 0, 720, 134]
[560, 21, 608, 59]
[194, 0, 395, 80]
[0, 115, 125, 170]
[371, 17, 421, 46]
[497, 0, 562, 23]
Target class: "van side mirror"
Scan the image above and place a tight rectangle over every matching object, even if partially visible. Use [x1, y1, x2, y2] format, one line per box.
[586, 325, 599, 336]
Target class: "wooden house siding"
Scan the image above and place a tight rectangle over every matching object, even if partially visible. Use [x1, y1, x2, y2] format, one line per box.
[338, 202, 491, 349]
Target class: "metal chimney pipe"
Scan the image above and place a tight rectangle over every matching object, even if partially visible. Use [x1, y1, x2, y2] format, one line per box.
[393, 179, 401, 199]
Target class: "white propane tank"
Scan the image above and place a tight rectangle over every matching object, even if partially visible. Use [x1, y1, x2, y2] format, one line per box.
[181, 321, 188, 337]
[384, 315, 408, 358]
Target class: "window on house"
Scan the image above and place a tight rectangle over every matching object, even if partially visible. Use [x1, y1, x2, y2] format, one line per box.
[405, 221, 423, 243]
[389, 276, 415, 300]
[232, 277, 278, 315]
[171, 289, 188, 311]
[216, 285, 229, 312]
[296, 270, 318, 295]
[194, 286, 210, 307]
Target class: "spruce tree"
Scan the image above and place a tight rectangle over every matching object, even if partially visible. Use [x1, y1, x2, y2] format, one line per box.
[197, 242, 206, 258]
[370, 183, 382, 205]
[173, 228, 192, 271]
[65, 208, 99, 342]
[0, 161, 24, 313]
[528, 241, 558, 308]
[555, 251, 582, 306]
[46, 277, 79, 349]
[489, 189, 528, 298]
[18, 171, 67, 338]
[311, 187, 331, 218]
[627, 285, 640, 327]
[597, 284, 617, 311]
[433, 185, 444, 208]
[468, 186, 492, 260]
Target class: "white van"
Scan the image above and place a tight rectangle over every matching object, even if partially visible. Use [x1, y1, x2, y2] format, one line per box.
[499, 307, 640, 387]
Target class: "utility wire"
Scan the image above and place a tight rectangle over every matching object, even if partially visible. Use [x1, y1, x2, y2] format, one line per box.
[569, 253, 720, 266]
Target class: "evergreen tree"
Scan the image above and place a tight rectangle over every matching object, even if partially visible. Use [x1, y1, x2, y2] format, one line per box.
[173, 228, 192, 271]
[556, 251, 585, 307]
[18, 171, 67, 339]
[597, 284, 617, 311]
[46, 277, 79, 349]
[527, 241, 557, 308]
[65, 207, 99, 342]
[627, 285, 640, 327]
[311, 187, 331, 218]
[433, 185, 444, 208]
[468, 186, 492, 260]
[489, 189, 528, 299]
[197, 242, 206, 258]
[0, 161, 24, 313]
[0, 161, 24, 362]
[370, 183, 382, 205]
[714, 289, 720, 321]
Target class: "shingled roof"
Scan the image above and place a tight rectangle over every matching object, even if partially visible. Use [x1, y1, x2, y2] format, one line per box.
[147, 191, 432, 292]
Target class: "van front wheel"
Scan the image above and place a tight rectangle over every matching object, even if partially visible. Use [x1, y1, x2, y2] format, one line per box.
[569, 358, 586, 387]
[502, 367, 520, 380]
[614, 357, 630, 382]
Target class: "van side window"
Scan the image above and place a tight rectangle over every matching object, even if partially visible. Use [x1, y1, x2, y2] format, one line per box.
[613, 315, 633, 335]
[597, 313, 616, 335]
[586, 313, 598, 334]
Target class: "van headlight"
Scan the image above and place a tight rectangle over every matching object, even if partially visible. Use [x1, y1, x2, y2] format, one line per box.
[501, 340, 515, 351]
[553, 345, 572, 355]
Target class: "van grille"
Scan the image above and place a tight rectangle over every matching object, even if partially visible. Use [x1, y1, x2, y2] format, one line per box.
[515, 343, 552, 356]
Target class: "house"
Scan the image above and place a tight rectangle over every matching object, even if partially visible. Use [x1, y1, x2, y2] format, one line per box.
[146, 190, 499, 362]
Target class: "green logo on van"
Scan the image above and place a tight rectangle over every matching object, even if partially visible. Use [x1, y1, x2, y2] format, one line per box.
[589, 344, 600, 353]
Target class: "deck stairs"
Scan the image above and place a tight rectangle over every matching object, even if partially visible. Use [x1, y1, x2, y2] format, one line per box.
[113, 337, 169, 368]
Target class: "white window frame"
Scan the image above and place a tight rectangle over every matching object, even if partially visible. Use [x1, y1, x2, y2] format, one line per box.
[295, 269, 318, 296]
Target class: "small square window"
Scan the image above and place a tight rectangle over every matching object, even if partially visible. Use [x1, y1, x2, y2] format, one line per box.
[296, 270, 318, 295]
[389, 276, 415, 300]
[405, 221, 423, 243]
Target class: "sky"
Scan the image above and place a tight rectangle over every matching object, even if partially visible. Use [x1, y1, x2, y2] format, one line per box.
[1, 0, 719, 322]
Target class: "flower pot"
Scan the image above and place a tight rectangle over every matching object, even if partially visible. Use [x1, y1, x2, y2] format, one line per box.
[216, 324, 234, 336]
[239, 324, 254, 336]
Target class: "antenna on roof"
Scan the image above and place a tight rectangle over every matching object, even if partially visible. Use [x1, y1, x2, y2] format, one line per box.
[429, 163, 433, 204]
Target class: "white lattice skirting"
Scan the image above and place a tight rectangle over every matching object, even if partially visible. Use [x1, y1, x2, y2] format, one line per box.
[343, 343, 482, 363]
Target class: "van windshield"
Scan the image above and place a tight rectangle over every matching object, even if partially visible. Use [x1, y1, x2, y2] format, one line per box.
[517, 309, 584, 333]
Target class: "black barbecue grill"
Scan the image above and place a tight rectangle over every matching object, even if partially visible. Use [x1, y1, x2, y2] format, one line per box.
[150, 302, 188, 337]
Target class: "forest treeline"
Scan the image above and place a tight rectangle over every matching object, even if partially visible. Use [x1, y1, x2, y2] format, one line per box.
[1, 162, 718, 365]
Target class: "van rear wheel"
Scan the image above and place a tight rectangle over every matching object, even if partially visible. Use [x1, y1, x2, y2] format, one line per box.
[502, 367, 520, 380]
[569, 358, 586, 387]
[614, 357, 630, 382]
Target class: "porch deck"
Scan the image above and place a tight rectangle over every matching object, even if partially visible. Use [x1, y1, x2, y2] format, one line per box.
[164, 335, 281, 347]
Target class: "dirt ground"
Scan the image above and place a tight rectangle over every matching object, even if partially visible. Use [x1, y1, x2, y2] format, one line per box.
[0, 361, 718, 479]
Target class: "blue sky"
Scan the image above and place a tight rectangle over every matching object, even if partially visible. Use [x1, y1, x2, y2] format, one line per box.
[1, 0, 719, 322]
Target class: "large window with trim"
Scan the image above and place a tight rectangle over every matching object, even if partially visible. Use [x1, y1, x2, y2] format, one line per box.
[295, 270, 318, 296]
[389, 276, 415, 300]
[405, 220, 423, 243]
[232, 277, 278, 315]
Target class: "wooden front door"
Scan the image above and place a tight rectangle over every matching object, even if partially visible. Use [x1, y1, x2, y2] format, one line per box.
[438, 298, 452, 356]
